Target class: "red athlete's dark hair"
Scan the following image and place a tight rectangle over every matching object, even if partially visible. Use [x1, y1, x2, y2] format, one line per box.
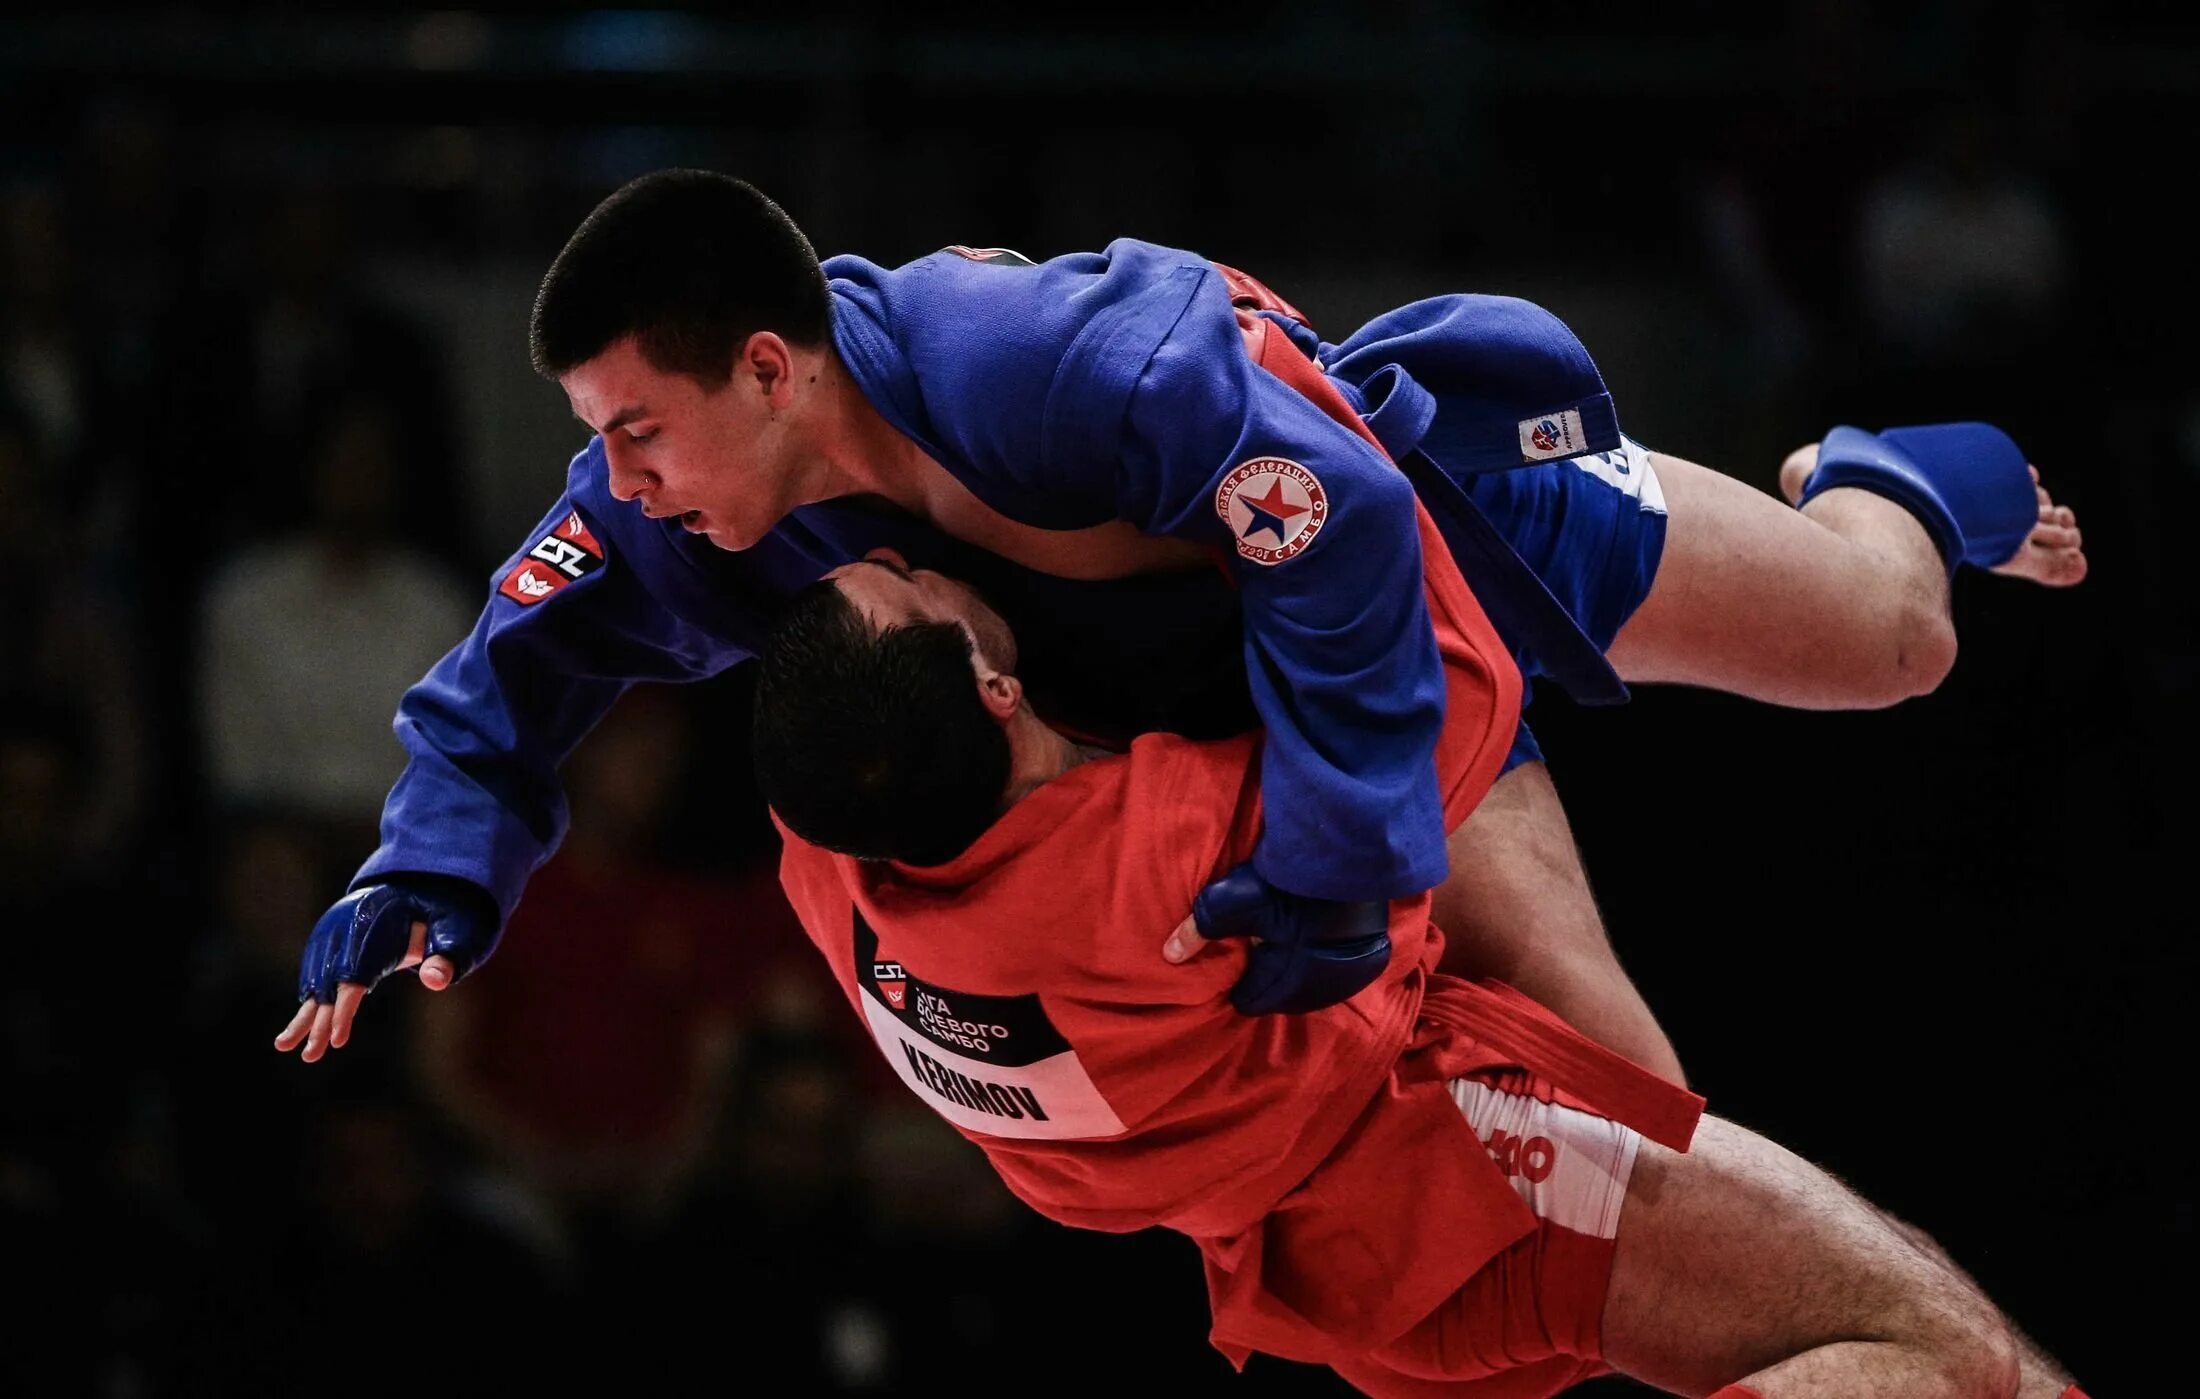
[753, 581, 1010, 867]
[530, 168, 829, 385]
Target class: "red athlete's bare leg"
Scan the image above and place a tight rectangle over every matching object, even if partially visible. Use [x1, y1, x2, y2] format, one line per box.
[1871, 1209, 2080, 1398]
[1602, 1115, 2025, 1396]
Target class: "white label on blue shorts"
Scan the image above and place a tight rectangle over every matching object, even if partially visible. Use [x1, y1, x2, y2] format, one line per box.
[1519, 408, 1589, 462]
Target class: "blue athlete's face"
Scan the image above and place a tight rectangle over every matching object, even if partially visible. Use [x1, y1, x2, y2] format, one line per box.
[561, 333, 823, 551]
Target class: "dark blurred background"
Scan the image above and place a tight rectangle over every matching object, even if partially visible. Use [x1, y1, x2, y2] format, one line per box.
[0, 4, 2190, 1395]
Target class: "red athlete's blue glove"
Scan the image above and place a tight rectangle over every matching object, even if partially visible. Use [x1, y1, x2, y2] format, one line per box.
[1194, 862, 1391, 1015]
[296, 876, 501, 1005]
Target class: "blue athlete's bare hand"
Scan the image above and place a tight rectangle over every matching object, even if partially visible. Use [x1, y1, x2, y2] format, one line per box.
[273, 920, 456, 1064]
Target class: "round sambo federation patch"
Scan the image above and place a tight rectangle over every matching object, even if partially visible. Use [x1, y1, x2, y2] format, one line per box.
[1214, 457, 1328, 565]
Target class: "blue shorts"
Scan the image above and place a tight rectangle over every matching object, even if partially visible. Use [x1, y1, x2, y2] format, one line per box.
[1459, 436, 1670, 772]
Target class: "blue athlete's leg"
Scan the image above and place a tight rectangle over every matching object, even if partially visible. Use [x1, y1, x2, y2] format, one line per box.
[1800, 423, 2037, 572]
[1605, 447, 1962, 710]
[1782, 438, 2086, 589]
[1431, 761, 1685, 1087]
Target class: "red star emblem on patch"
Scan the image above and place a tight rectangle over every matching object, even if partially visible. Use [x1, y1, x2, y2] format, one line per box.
[1213, 457, 1329, 566]
[1241, 480, 1311, 523]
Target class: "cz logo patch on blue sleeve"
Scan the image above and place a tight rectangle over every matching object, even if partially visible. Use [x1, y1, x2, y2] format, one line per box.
[499, 510, 605, 604]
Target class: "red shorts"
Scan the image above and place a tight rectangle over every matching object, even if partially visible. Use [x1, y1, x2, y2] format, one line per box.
[1328, 1064, 1643, 1398]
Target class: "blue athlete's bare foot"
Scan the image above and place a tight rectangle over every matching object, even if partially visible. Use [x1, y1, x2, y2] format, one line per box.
[1988, 464, 2088, 587]
[1779, 444, 2087, 587]
[1778, 441, 1821, 506]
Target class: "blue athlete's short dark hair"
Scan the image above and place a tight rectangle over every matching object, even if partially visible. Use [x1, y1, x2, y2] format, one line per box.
[530, 169, 829, 384]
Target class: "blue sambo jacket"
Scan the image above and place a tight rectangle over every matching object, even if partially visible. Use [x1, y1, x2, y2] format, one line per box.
[355, 240, 1618, 916]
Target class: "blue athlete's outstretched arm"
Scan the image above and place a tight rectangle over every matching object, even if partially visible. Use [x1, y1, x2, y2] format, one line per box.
[350, 446, 762, 950]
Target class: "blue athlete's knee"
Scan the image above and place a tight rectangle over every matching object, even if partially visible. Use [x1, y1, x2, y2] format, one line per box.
[1798, 422, 2036, 572]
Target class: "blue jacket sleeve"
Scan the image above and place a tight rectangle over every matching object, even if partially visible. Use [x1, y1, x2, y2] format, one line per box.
[1117, 281, 1448, 903]
[351, 444, 768, 922]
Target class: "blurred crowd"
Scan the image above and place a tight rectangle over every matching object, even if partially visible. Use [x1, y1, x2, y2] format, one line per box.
[0, 7, 2186, 1395]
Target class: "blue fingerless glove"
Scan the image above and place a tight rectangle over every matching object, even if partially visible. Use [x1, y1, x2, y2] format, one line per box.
[1194, 862, 1392, 1016]
[297, 875, 503, 1005]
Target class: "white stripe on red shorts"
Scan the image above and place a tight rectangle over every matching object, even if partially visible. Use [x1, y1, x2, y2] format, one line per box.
[1449, 1075, 1641, 1240]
